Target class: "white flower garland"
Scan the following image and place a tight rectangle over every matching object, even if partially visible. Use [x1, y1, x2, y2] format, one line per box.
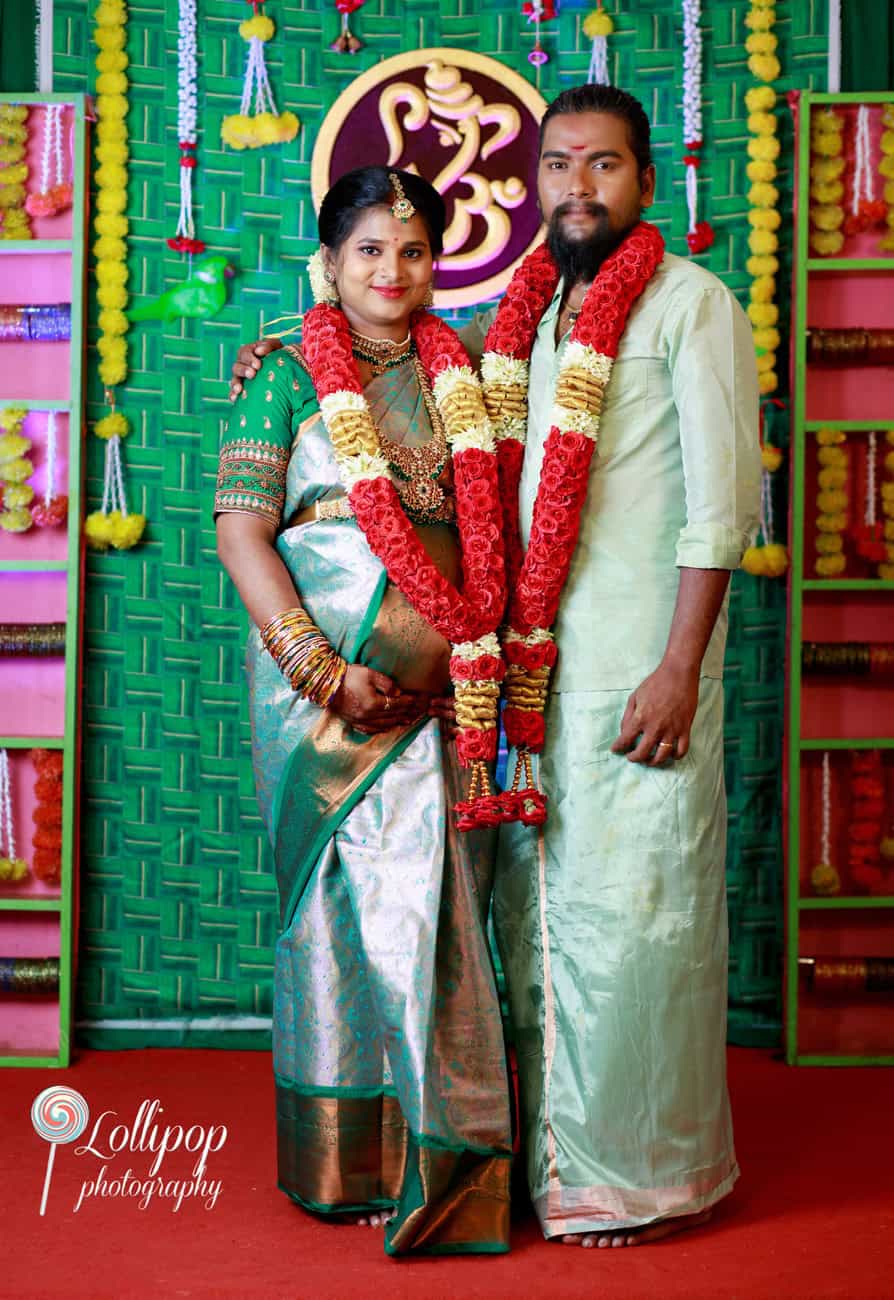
[170, 0, 202, 252]
[681, 0, 712, 253]
[852, 103, 875, 215]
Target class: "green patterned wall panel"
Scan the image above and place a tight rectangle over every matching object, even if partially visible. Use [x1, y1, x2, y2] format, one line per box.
[50, 0, 829, 1045]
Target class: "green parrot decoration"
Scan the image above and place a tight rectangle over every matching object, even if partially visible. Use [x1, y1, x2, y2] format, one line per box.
[128, 255, 236, 323]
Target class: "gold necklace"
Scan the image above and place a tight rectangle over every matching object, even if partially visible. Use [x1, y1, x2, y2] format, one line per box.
[348, 327, 413, 376]
[375, 354, 453, 524]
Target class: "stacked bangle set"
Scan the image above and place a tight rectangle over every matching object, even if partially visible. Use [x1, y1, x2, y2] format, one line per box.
[260, 607, 347, 707]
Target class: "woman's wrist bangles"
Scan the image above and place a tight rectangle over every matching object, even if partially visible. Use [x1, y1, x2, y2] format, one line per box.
[260, 607, 347, 707]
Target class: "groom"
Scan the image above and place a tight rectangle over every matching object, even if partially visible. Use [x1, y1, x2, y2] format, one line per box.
[228, 83, 761, 1249]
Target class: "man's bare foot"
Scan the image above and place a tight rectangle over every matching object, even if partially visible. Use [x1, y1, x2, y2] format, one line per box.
[560, 1207, 712, 1249]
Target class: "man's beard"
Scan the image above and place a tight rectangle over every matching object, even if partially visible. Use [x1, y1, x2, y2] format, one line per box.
[546, 202, 634, 285]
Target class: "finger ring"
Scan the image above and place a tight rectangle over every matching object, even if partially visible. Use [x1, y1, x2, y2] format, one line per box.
[383, 696, 391, 711]
[657, 741, 674, 749]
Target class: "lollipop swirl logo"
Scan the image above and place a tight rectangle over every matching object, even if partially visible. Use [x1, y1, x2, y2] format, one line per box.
[30, 1089, 227, 1214]
[31, 1086, 90, 1215]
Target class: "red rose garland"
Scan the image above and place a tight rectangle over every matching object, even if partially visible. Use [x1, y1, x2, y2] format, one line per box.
[482, 221, 666, 822]
[301, 304, 510, 829]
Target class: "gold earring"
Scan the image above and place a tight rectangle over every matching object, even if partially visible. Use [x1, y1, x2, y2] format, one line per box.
[423, 282, 435, 308]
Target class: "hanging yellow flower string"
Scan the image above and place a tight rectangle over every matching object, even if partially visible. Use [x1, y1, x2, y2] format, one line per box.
[0, 406, 34, 533]
[879, 104, 894, 254]
[880, 429, 894, 581]
[0, 103, 32, 241]
[814, 426, 847, 578]
[809, 108, 845, 257]
[86, 0, 145, 551]
[221, 3, 299, 151]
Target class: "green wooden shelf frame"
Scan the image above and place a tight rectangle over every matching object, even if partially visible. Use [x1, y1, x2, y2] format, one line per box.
[1, 240, 73, 253]
[785, 91, 894, 1069]
[0, 561, 68, 573]
[806, 258, 894, 271]
[0, 92, 88, 1071]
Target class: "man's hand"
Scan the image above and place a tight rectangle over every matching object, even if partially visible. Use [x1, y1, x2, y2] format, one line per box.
[228, 337, 283, 401]
[610, 661, 700, 765]
[427, 694, 458, 738]
[328, 665, 429, 736]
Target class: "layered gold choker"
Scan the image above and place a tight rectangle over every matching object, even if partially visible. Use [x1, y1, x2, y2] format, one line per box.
[349, 328, 413, 376]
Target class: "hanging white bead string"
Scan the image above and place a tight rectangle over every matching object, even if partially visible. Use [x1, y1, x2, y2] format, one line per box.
[821, 751, 832, 867]
[584, 4, 613, 85]
[0, 749, 18, 861]
[99, 435, 132, 519]
[757, 467, 775, 547]
[44, 410, 57, 506]
[827, 0, 841, 94]
[852, 103, 875, 213]
[36, 0, 54, 93]
[239, 35, 280, 119]
[587, 37, 609, 85]
[865, 430, 877, 528]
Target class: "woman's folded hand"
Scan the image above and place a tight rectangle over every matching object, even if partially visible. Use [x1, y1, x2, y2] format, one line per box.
[329, 665, 430, 735]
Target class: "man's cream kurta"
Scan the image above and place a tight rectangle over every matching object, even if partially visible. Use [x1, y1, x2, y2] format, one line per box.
[467, 251, 761, 1238]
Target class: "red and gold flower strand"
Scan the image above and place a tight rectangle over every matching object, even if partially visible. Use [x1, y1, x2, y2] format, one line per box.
[481, 222, 665, 822]
[301, 305, 508, 830]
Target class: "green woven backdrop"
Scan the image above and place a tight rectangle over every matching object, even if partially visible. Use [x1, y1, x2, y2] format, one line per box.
[49, 0, 829, 1047]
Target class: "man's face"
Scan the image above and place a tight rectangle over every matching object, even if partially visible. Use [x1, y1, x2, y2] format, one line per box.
[537, 111, 655, 244]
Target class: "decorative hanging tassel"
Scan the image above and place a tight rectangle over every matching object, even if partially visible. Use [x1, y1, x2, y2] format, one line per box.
[25, 103, 72, 219]
[810, 751, 841, 896]
[845, 103, 886, 236]
[523, 0, 556, 67]
[32, 411, 68, 527]
[221, 2, 300, 151]
[852, 431, 886, 562]
[330, 0, 365, 53]
[742, 400, 787, 576]
[0, 749, 29, 884]
[583, 4, 613, 85]
[84, 409, 145, 550]
[168, 0, 205, 254]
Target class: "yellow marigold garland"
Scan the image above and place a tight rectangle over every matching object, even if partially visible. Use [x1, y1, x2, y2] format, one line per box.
[813, 427, 847, 577]
[809, 108, 845, 257]
[880, 104, 894, 254]
[743, 13, 780, 400]
[88, 0, 145, 551]
[0, 103, 32, 240]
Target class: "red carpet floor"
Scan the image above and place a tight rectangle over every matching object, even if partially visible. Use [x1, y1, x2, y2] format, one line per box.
[1, 1046, 891, 1299]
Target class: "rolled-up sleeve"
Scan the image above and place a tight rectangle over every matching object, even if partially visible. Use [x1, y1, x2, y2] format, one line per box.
[668, 283, 762, 570]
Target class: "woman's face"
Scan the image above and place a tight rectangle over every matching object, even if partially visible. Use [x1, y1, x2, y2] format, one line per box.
[324, 205, 434, 338]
